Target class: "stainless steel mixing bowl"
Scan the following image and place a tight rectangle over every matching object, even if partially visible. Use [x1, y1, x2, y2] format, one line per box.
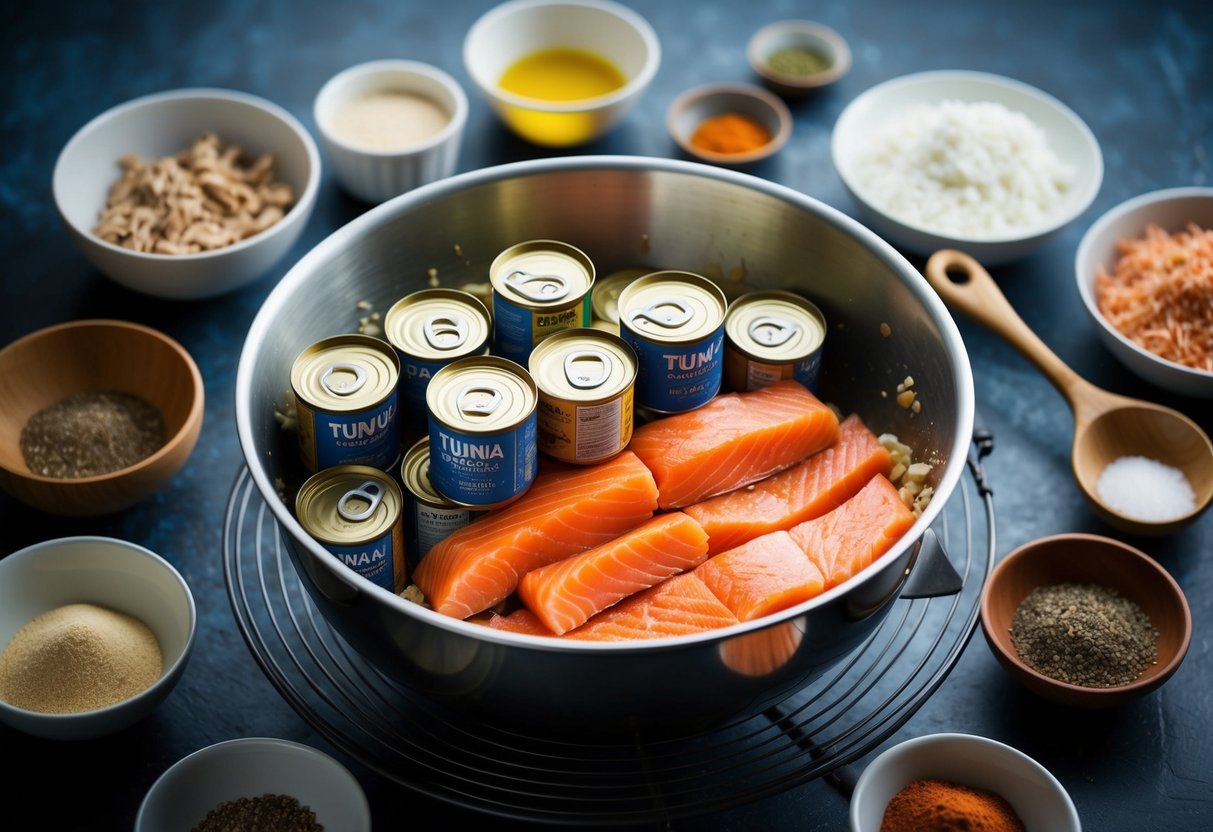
[235, 156, 974, 736]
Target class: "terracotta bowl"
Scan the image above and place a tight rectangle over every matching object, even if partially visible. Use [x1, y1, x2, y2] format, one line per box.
[666, 82, 792, 166]
[0, 320, 204, 516]
[980, 533, 1191, 708]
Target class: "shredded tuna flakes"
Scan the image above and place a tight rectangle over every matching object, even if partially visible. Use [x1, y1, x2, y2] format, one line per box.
[1095, 222, 1213, 372]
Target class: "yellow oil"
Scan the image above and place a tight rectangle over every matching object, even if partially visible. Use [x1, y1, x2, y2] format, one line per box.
[499, 48, 627, 102]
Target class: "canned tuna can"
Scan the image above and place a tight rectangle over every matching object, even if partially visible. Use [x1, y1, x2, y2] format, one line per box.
[489, 239, 595, 365]
[384, 288, 492, 435]
[291, 334, 400, 473]
[399, 437, 482, 568]
[296, 465, 406, 593]
[529, 328, 637, 464]
[591, 266, 650, 325]
[724, 290, 827, 392]
[426, 355, 539, 509]
[618, 270, 728, 413]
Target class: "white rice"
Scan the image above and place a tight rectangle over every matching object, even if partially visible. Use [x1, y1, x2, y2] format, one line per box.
[852, 99, 1074, 238]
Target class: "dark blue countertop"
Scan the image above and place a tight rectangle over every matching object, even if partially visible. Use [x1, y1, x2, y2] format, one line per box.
[2, 1, 1211, 829]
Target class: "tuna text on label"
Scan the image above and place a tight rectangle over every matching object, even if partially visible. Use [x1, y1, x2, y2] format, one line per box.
[326, 404, 397, 439]
[664, 341, 720, 372]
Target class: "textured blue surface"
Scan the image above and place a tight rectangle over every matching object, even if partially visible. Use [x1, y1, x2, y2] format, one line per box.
[2, 1, 1212, 829]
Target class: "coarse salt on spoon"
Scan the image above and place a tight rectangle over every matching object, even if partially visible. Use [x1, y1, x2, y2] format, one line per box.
[924, 249, 1213, 536]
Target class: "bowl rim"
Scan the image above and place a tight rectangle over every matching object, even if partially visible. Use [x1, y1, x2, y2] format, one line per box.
[0, 535, 197, 722]
[849, 731, 1080, 830]
[312, 58, 470, 158]
[1073, 185, 1213, 384]
[135, 736, 370, 831]
[831, 68, 1104, 245]
[462, 0, 662, 114]
[235, 154, 976, 652]
[747, 19, 852, 88]
[0, 318, 205, 486]
[666, 81, 793, 165]
[979, 531, 1193, 697]
[52, 86, 322, 263]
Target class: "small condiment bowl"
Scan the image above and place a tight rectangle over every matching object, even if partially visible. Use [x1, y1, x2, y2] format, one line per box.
[0, 319, 204, 516]
[314, 59, 469, 204]
[666, 82, 792, 167]
[747, 20, 852, 97]
[831, 70, 1103, 265]
[0, 536, 196, 741]
[53, 87, 320, 299]
[463, 0, 661, 147]
[850, 733, 1080, 832]
[1075, 186, 1213, 398]
[136, 737, 370, 832]
[980, 533, 1192, 708]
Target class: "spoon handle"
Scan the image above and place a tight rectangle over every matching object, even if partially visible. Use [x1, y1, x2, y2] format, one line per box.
[924, 249, 1096, 411]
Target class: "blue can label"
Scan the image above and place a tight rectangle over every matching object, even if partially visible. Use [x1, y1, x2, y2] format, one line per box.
[625, 329, 724, 413]
[398, 355, 449, 433]
[297, 395, 400, 472]
[428, 414, 538, 507]
[325, 536, 396, 592]
[492, 290, 589, 365]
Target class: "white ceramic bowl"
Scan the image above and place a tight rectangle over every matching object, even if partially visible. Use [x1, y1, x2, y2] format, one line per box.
[850, 733, 1081, 832]
[53, 88, 321, 300]
[136, 737, 370, 832]
[314, 59, 469, 204]
[667, 82, 792, 166]
[832, 70, 1103, 265]
[463, 0, 660, 147]
[1074, 187, 1213, 398]
[0, 536, 195, 740]
[747, 19, 852, 97]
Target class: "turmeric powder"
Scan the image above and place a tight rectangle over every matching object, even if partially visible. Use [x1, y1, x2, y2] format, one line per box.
[880, 778, 1025, 832]
[690, 113, 772, 155]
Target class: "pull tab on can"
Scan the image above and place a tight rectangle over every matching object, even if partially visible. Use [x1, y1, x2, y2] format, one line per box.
[337, 481, 383, 522]
[748, 315, 801, 348]
[504, 270, 570, 302]
[424, 314, 469, 351]
[563, 349, 611, 390]
[630, 297, 694, 329]
[457, 385, 504, 418]
[321, 362, 368, 396]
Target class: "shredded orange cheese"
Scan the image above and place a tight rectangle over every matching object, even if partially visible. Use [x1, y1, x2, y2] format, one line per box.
[1094, 222, 1213, 371]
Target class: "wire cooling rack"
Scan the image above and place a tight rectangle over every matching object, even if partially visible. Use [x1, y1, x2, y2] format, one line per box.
[223, 429, 995, 826]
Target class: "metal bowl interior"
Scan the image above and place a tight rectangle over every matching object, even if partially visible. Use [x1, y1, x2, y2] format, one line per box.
[235, 156, 974, 736]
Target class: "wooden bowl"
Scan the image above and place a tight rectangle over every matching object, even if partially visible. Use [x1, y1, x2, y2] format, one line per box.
[980, 533, 1191, 708]
[0, 320, 204, 516]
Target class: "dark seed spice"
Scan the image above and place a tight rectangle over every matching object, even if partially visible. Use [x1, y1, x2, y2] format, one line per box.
[192, 793, 323, 832]
[1010, 582, 1157, 687]
[20, 391, 164, 478]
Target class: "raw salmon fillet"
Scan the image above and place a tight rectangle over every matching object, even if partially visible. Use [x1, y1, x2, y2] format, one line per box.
[412, 451, 659, 619]
[685, 414, 893, 554]
[518, 512, 710, 635]
[564, 573, 740, 642]
[695, 531, 826, 622]
[485, 609, 556, 637]
[629, 380, 840, 510]
[789, 474, 916, 588]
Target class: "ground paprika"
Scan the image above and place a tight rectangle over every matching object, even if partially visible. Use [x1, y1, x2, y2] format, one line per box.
[880, 778, 1025, 832]
[689, 112, 771, 155]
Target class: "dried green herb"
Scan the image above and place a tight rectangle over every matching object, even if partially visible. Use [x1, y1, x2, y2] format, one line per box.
[767, 46, 830, 77]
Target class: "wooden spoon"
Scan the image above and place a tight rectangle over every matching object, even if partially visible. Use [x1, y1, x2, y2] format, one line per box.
[925, 249, 1213, 536]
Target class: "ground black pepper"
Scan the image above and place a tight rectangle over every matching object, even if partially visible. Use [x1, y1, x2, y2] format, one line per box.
[19, 391, 164, 478]
[1010, 582, 1157, 687]
[191, 793, 323, 832]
